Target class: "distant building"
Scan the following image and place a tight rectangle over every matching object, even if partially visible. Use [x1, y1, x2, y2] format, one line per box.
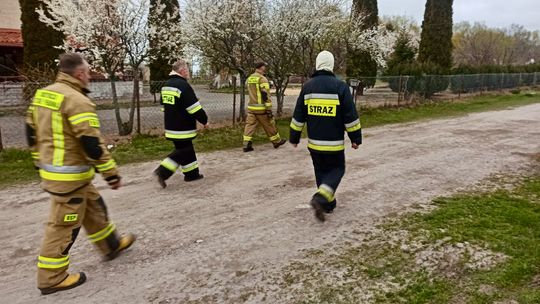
[0, 0, 22, 78]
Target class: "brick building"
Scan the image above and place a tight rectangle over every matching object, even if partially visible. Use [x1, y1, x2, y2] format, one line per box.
[0, 0, 23, 78]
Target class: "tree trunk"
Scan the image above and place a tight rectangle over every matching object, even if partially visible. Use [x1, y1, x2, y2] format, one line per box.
[0, 126, 3, 152]
[239, 74, 247, 122]
[110, 76, 124, 135]
[124, 70, 140, 136]
[275, 77, 289, 117]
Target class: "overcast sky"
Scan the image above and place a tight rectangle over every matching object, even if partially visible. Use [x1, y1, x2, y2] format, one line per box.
[379, 0, 540, 30]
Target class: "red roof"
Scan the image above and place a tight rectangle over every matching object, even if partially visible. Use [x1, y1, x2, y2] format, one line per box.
[0, 28, 23, 47]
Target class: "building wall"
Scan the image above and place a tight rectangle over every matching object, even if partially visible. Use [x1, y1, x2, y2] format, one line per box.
[0, 0, 21, 30]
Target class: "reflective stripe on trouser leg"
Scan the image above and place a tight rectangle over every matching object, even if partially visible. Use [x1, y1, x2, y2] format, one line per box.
[160, 157, 179, 173]
[83, 185, 120, 255]
[176, 142, 200, 179]
[243, 113, 257, 147]
[256, 113, 280, 143]
[317, 184, 335, 202]
[181, 161, 199, 173]
[38, 188, 87, 288]
[310, 151, 346, 204]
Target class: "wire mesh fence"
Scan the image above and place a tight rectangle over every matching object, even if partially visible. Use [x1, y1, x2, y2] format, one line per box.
[1, 73, 539, 149]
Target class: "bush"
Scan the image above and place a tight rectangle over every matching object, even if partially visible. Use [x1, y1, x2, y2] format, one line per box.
[388, 63, 450, 98]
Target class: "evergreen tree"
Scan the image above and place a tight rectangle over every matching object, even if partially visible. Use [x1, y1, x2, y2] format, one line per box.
[347, 0, 378, 87]
[149, 0, 181, 83]
[417, 0, 454, 71]
[386, 31, 417, 74]
[19, 0, 64, 73]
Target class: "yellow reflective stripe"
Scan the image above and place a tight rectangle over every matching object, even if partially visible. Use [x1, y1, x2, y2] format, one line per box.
[290, 122, 303, 132]
[260, 83, 270, 90]
[304, 99, 340, 106]
[165, 132, 197, 140]
[318, 185, 335, 202]
[95, 159, 116, 172]
[160, 158, 179, 172]
[308, 143, 345, 152]
[346, 123, 362, 132]
[68, 112, 98, 123]
[269, 134, 281, 141]
[52, 111, 64, 166]
[32, 90, 64, 110]
[69, 112, 100, 127]
[264, 102, 272, 108]
[88, 223, 116, 243]
[39, 169, 95, 181]
[37, 255, 69, 269]
[181, 161, 199, 173]
[187, 105, 203, 114]
[161, 90, 181, 98]
[243, 135, 253, 142]
[31, 152, 40, 160]
[248, 105, 266, 110]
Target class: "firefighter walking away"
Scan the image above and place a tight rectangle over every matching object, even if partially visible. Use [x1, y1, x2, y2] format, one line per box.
[154, 59, 209, 188]
[289, 51, 362, 222]
[26, 53, 136, 295]
[242, 62, 286, 152]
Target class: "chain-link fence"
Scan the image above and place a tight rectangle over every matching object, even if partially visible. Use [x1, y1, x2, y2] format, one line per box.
[1, 73, 539, 149]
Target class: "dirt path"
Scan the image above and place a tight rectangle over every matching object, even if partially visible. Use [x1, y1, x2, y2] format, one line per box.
[1, 104, 539, 304]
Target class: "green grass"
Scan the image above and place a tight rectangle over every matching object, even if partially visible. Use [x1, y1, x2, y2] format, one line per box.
[1, 91, 539, 188]
[359, 91, 539, 128]
[399, 176, 540, 303]
[282, 169, 540, 303]
[0, 149, 36, 186]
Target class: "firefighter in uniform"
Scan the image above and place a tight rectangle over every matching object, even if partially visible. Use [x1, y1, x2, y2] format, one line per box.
[289, 51, 362, 222]
[154, 59, 208, 188]
[242, 62, 286, 152]
[26, 53, 136, 295]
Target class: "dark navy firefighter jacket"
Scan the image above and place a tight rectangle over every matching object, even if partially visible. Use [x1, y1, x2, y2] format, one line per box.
[161, 74, 208, 141]
[289, 70, 362, 153]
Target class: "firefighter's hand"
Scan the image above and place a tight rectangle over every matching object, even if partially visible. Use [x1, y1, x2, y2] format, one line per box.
[203, 123, 210, 129]
[352, 143, 360, 150]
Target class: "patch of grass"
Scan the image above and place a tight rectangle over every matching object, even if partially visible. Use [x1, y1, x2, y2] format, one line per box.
[360, 91, 540, 128]
[280, 170, 540, 303]
[0, 149, 37, 186]
[1, 92, 538, 188]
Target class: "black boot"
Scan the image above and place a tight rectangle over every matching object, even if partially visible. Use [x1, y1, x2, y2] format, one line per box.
[153, 168, 170, 189]
[310, 194, 327, 222]
[243, 142, 254, 152]
[273, 139, 287, 149]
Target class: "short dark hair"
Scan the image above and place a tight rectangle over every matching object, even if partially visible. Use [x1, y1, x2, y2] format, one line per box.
[59, 53, 85, 75]
[255, 61, 267, 69]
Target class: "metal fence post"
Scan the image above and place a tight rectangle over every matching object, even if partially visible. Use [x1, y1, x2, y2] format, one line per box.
[232, 76, 237, 127]
[397, 75, 403, 106]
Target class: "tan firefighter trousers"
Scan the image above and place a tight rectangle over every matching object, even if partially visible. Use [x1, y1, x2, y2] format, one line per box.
[37, 183, 120, 288]
[243, 112, 281, 147]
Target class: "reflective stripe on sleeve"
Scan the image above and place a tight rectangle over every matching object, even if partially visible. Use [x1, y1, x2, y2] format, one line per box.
[345, 119, 362, 132]
[186, 102, 203, 114]
[95, 159, 116, 172]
